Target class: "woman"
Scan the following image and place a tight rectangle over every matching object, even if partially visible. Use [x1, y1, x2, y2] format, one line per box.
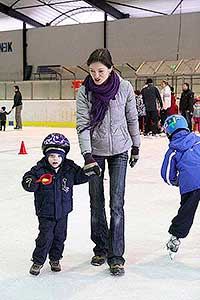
[160, 80, 171, 128]
[179, 83, 194, 131]
[76, 49, 140, 276]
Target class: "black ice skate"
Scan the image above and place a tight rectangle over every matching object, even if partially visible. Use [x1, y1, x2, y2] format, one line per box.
[49, 260, 61, 272]
[166, 235, 181, 260]
[109, 264, 125, 276]
[91, 255, 106, 266]
[29, 263, 43, 276]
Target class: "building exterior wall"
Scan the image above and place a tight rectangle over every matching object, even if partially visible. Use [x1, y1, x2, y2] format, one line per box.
[0, 12, 200, 81]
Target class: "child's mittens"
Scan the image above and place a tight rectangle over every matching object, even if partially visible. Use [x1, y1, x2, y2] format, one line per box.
[83, 153, 102, 177]
[36, 173, 53, 185]
[22, 175, 38, 192]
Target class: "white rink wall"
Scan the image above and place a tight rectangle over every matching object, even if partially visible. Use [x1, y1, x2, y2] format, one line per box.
[1, 100, 76, 127]
[0, 80, 78, 127]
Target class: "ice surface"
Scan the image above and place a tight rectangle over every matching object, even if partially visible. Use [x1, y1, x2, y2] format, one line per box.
[1, 127, 200, 300]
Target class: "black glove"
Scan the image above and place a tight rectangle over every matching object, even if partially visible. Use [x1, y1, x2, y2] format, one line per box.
[22, 175, 38, 192]
[83, 153, 102, 177]
[129, 146, 139, 168]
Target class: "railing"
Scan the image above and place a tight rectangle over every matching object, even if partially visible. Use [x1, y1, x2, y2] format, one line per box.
[33, 65, 61, 80]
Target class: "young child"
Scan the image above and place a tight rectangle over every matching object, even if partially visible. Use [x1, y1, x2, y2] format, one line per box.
[135, 90, 146, 134]
[22, 132, 101, 276]
[0, 106, 11, 131]
[193, 97, 200, 133]
[161, 114, 200, 259]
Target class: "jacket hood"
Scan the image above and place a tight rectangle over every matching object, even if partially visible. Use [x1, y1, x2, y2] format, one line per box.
[169, 130, 197, 151]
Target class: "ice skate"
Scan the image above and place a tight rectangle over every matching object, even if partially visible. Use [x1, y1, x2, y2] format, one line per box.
[109, 264, 125, 276]
[91, 255, 106, 266]
[29, 263, 43, 276]
[166, 235, 181, 260]
[49, 260, 61, 272]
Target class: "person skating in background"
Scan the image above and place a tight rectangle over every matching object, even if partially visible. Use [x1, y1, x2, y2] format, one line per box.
[141, 78, 163, 136]
[135, 90, 146, 134]
[161, 115, 200, 259]
[179, 83, 194, 131]
[0, 106, 11, 131]
[160, 80, 171, 129]
[76, 48, 140, 276]
[193, 97, 200, 133]
[167, 87, 178, 116]
[22, 133, 98, 276]
[12, 85, 23, 130]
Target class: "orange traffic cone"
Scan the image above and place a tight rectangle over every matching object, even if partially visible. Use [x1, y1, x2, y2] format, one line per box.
[18, 141, 27, 155]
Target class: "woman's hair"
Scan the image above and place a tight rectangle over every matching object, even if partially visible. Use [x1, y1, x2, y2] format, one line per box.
[183, 82, 189, 89]
[87, 48, 113, 68]
[14, 85, 19, 90]
[162, 80, 168, 86]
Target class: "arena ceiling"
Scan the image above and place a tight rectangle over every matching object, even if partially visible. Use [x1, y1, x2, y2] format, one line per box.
[0, 0, 199, 31]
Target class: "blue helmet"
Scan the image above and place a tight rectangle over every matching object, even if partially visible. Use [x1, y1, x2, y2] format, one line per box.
[42, 133, 70, 155]
[164, 114, 189, 136]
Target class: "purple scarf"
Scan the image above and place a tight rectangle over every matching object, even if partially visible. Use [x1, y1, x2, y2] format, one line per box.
[81, 71, 120, 132]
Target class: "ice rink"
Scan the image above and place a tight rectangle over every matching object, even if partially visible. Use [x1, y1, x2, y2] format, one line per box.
[1, 127, 200, 300]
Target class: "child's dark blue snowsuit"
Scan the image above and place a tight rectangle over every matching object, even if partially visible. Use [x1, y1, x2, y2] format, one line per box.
[22, 157, 89, 265]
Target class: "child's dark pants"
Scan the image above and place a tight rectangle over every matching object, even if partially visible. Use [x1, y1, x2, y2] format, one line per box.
[32, 215, 68, 265]
[169, 189, 200, 238]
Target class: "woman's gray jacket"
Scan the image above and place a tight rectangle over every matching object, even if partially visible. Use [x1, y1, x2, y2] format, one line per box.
[76, 76, 140, 156]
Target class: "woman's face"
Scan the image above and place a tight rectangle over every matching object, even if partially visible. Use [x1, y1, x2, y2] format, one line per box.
[182, 84, 188, 91]
[161, 81, 166, 88]
[89, 62, 112, 85]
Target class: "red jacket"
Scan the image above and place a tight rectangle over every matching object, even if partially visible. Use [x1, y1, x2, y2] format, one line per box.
[168, 93, 178, 116]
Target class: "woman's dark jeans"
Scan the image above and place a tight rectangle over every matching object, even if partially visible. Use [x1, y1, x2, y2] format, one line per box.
[89, 151, 128, 266]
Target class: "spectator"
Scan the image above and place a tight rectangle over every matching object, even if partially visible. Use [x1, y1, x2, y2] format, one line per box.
[135, 89, 146, 134]
[12, 85, 23, 130]
[179, 83, 194, 131]
[168, 87, 178, 116]
[193, 97, 200, 133]
[141, 78, 163, 136]
[160, 80, 171, 127]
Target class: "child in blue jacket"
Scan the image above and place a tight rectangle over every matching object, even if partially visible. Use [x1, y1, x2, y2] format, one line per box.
[22, 133, 101, 276]
[161, 114, 200, 258]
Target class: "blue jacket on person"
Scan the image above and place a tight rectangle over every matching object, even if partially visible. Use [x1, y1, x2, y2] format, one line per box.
[22, 157, 89, 220]
[161, 130, 200, 195]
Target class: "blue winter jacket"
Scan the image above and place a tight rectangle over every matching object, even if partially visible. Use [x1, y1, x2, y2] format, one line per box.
[161, 130, 200, 194]
[22, 158, 89, 219]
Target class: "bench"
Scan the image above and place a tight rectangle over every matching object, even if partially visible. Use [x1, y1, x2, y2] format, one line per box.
[33, 65, 61, 80]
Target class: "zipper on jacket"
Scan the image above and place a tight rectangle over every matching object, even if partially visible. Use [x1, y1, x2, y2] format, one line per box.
[53, 175, 57, 219]
[108, 106, 113, 153]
